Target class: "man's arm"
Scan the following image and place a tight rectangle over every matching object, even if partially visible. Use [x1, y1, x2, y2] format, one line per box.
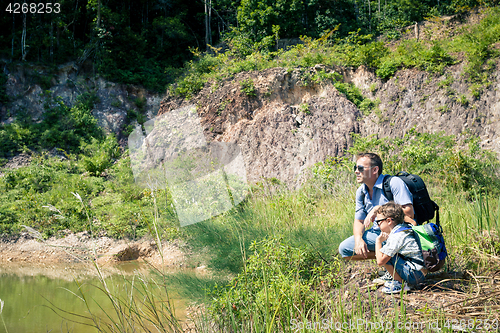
[353, 218, 373, 259]
[401, 204, 416, 225]
[390, 178, 415, 225]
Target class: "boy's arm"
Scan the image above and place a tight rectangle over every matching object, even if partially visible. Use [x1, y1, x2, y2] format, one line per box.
[375, 233, 392, 266]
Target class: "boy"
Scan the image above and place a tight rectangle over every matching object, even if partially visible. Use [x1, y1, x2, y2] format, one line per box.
[374, 201, 427, 294]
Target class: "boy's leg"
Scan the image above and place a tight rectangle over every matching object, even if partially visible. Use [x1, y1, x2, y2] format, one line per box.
[390, 256, 425, 286]
[382, 263, 403, 283]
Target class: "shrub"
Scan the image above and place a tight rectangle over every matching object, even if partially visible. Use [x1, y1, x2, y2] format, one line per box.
[80, 135, 121, 176]
[174, 74, 206, 99]
[0, 92, 103, 156]
[208, 236, 341, 330]
[347, 129, 500, 195]
[333, 82, 379, 116]
[239, 78, 257, 97]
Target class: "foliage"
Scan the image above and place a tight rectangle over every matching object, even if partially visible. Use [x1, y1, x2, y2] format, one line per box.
[333, 81, 379, 115]
[209, 236, 341, 330]
[450, 7, 500, 94]
[239, 78, 257, 97]
[1, 0, 499, 91]
[0, 151, 178, 238]
[80, 135, 121, 176]
[346, 129, 500, 195]
[198, 131, 500, 331]
[171, 7, 500, 96]
[376, 40, 456, 80]
[0, 92, 103, 157]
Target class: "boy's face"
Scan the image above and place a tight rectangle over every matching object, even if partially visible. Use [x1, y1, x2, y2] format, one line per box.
[375, 213, 394, 233]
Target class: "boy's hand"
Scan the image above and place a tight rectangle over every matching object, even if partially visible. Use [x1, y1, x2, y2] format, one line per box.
[377, 232, 389, 242]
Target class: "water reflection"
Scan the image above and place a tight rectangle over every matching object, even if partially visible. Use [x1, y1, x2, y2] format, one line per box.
[0, 261, 188, 332]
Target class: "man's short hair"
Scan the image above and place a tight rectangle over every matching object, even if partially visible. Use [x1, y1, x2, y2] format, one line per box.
[356, 152, 383, 176]
[375, 201, 404, 225]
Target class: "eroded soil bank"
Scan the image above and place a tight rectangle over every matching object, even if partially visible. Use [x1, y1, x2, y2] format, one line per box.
[0, 231, 187, 269]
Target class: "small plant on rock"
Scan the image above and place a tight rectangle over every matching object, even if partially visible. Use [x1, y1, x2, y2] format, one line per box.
[240, 78, 257, 97]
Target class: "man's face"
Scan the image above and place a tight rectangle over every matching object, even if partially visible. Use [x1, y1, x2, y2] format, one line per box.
[355, 157, 378, 184]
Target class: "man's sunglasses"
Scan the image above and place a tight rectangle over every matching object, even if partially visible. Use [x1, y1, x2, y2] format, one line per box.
[354, 165, 373, 172]
[374, 217, 389, 226]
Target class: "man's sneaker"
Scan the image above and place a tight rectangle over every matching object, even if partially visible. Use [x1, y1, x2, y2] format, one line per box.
[372, 271, 393, 284]
[381, 280, 411, 294]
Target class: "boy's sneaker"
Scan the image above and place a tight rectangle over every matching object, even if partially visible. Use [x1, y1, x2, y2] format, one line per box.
[381, 280, 411, 294]
[372, 271, 393, 284]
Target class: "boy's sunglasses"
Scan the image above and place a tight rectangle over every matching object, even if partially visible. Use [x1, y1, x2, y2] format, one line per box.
[374, 217, 389, 226]
[354, 165, 373, 172]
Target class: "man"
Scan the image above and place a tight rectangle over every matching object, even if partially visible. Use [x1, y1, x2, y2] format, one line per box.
[338, 153, 415, 261]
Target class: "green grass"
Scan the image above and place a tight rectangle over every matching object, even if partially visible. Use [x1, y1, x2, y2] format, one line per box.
[0, 152, 178, 238]
[169, 130, 500, 332]
[184, 178, 500, 332]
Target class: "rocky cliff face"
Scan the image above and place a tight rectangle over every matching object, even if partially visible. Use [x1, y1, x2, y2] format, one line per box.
[352, 63, 500, 147]
[2, 59, 499, 186]
[1, 62, 164, 139]
[159, 62, 500, 186]
[159, 67, 361, 186]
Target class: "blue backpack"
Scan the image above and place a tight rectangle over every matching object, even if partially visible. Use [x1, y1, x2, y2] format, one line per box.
[395, 223, 447, 272]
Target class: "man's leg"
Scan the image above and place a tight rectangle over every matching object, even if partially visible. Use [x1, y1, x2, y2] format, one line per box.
[339, 228, 380, 260]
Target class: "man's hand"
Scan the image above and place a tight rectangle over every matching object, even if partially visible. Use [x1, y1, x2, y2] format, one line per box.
[363, 205, 380, 228]
[354, 238, 369, 258]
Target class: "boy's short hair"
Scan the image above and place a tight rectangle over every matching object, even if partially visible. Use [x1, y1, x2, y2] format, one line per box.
[375, 201, 404, 225]
[356, 153, 383, 176]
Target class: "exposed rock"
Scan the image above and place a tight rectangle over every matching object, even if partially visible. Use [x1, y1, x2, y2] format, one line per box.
[1, 62, 164, 137]
[159, 67, 360, 186]
[2, 153, 31, 169]
[2, 56, 500, 187]
[157, 60, 500, 186]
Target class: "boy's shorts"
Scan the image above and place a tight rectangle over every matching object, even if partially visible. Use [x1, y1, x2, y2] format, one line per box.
[388, 255, 426, 286]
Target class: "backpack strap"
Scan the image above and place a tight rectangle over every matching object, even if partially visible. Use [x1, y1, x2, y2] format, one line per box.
[393, 224, 425, 267]
[434, 201, 440, 226]
[394, 223, 413, 233]
[382, 175, 394, 201]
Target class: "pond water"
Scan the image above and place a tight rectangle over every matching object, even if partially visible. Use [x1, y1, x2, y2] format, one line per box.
[0, 261, 189, 333]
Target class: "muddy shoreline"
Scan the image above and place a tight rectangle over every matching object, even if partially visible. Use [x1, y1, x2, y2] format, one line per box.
[0, 231, 187, 268]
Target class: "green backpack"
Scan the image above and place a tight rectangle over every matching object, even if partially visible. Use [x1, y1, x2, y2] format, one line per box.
[396, 223, 447, 272]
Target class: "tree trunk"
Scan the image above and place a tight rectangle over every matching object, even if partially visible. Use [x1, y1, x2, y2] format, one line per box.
[354, 0, 359, 21]
[368, 0, 371, 31]
[97, 0, 101, 29]
[11, 13, 15, 60]
[50, 21, 54, 62]
[73, 0, 78, 52]
[205, 0, 212, 50]
[209, 0, 212, 45]
[22, 10, 27, 61]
